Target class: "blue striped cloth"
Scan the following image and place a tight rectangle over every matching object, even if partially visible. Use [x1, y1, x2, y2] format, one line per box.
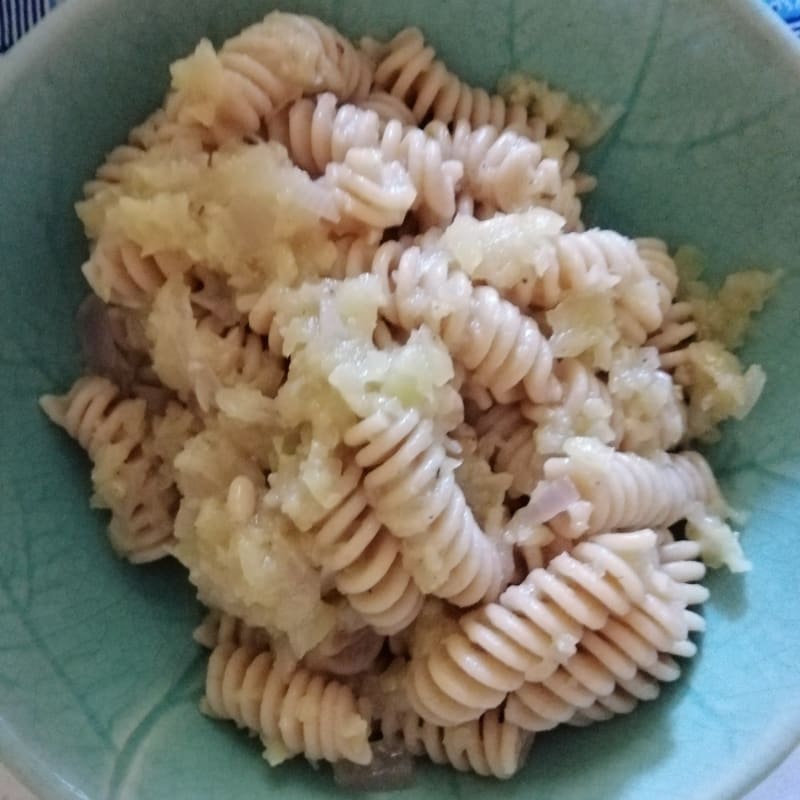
[768, 0, 800, 33]
[0, 0, 55, 52]
[1, 0, 799, 52]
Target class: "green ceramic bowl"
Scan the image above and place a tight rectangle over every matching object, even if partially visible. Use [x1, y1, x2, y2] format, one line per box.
[1, 1, 799, 798]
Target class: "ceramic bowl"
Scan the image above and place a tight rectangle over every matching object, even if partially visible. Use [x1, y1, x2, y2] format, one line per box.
[1, 1, 799, 798]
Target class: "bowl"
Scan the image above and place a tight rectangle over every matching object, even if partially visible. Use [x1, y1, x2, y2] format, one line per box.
[1, 1, 799, 798]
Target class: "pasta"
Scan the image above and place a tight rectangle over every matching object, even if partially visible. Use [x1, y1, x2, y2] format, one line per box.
[543, 440, 722, 537]
[42, 10, 774, 787]
[345, 405, 508, 607]
[405, 532, 655, 725]
[169, 13, 373, 143]
[380, 707, 531, 779]
[204, 642, 373, 765]
[268, 93, 463, 224]
[372, 243, 561, 404]
[40, 376, 179, 562]
[313, 467, 425, 633]
[424, 120, 568, 219]
[372, 28, 537, 134]
[505, 529, 707, 732]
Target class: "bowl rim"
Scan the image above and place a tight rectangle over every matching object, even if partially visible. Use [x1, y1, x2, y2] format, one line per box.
[1, 0, 799, 798]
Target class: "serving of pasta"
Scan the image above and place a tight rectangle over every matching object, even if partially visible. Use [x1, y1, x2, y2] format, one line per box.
[40, 10, 775, 787]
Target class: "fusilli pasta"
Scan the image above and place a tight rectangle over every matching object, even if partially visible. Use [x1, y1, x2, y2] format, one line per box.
[313, 465, 425, 634]
[345, 406, 508, 607]
[43, 10, 771, 787]
[269, 93, 463, 224]
[372, 28, 538, 134]
[204, 642, 373, 765]
[372, 242, 561, 403]
[380, 707, 531, 779]
[544, 441, 722, 537]
[170, 12, 373, 143]
[406, 533, 652, 725]
[40, 376, 177, 561]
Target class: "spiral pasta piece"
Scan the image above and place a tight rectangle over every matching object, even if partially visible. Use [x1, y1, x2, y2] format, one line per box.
[314, 464, 425, 634]
[545, 442, 722, 537]
[406, 533, 650, 725]
[372, 242, 560, 403]
[507, 528, 708, 732]
[345, 407, 506, 608]
[266, 93, 381, 176]
[82, 235, 193, 309]
[41, 375, 145, 458]
[380, 708, 531, 779]
[373, 28, 535, 133]
[325, 147, 417, 232]
[270, 93, 463, 223]
[204, 643, 373, 765]
[636, 237, 680, 316]
[564, 572, 706, 725]
[646, 301, 698, 370]
[504, 229, 663, 339]
[40, 376, 176, 561]
[82, 108, 206, 202]
[171, 12, 373, 143]
[425, 119, 569, 218]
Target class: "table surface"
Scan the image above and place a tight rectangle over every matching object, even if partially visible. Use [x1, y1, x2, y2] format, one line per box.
[1, 0, 798, 798]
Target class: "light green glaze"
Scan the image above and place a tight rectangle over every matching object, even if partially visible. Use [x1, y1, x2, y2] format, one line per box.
[1, 1, 799, 799]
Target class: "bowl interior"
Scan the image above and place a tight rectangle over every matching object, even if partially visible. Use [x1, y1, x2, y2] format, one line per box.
[1, 1, 799, 799]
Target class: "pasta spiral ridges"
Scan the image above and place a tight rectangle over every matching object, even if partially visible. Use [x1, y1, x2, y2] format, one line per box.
[204, 643, 373, 765]
[40, 376, 176, 561]
[176, 13, 373, 143]
[656, 534, 710, 607]
[372, 242, 561, 404]
[106, 471, 178, 563]
[40, 375, 145, 459]
[82, 236, 193, 309]
[314, 465, 425, 634]
[406, 533, 649, 725]
[380, 708, 531, 779]
[325, 147, 417, 232]
[373, 28, 534, 133]
[267, 93, 380, 176]
[360, 90, 418, 126]
[564, 545, 708, 726]
[425, 119, 566, 217]
[504, 230, 664, 340]
[545, 445, 721, 537]
[270, 93, 463, 223]
[245, 235, 379, 352]
[646, 301, 697, 370]
[345, 407, 506, 608]
[506, 528, 709, 732]
[635, 237, 680, 316]
[83, 108, 206, 201]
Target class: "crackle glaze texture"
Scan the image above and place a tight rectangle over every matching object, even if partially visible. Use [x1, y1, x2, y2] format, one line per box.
[0, 1, 799, 799]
